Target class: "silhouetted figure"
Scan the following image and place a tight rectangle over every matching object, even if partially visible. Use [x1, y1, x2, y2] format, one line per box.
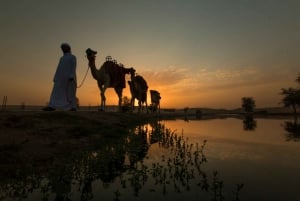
[128, 72, 148, 113]
[44, 43, 77, 111]
[149, 90, 161, 114]
[86, 48, 135, 111]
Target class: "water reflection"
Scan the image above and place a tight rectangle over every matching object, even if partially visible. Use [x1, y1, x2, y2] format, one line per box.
[283, 119, 300, 141]
[127, 125, 149, 168]
[0, 121, 243, 201]
[242, 115, 257, 131]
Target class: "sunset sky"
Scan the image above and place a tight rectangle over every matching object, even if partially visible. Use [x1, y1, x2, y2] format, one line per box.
[1, 0, 299, 109]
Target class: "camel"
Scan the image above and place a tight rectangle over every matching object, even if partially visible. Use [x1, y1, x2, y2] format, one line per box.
[86, 48, 135, 111]
[149, 90, 161, 113]
[128, 72, 148, 113]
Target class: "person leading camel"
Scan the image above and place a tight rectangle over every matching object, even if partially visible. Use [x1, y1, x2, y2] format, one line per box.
[44, 43, 77, 111]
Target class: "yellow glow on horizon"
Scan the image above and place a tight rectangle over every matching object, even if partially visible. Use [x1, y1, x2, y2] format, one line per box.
[1, 56, 296, 110]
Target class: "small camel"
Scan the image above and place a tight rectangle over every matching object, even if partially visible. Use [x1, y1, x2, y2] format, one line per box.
[128, 72, 148, 113]
[150, 90, 161, 114]
[86, 48, 135, 111]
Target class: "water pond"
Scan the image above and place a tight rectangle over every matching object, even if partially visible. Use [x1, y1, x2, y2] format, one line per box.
[1, 116, 300, 201]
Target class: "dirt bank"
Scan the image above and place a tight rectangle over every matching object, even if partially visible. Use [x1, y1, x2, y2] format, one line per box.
[0, 111, 156, 166]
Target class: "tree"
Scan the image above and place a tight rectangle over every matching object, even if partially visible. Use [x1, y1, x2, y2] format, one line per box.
[241, 97, 255, 113]
[280, 73, 300, 118]
[280, 87, 300, 116]
[296, 73, 300, 85]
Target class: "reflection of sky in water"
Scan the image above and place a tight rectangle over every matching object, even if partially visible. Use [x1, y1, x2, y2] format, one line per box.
[158, 118, 300, 201]
[162, 118, 293, 144]
[161, 118, 300, 158]
[3, 117, 300, 201]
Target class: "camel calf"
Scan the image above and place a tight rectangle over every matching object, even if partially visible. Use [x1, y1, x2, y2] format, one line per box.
[128, 75, 148, 113]
[149, 90, 161, 114]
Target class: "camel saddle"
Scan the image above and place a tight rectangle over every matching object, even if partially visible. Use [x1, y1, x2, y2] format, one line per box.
[103, 61, 127, 88]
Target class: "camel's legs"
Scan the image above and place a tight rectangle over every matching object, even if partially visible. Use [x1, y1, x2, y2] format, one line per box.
[115, 87, 123, 111]
[99, 83, 106, 111]
[99, 90, 106, 111]
[130, 97, 135, 111]
[145, 100, 148, 114]
[138, 100, 141, 113]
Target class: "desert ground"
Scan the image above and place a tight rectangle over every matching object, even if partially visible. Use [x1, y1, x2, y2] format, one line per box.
[0, 110, 156, 164]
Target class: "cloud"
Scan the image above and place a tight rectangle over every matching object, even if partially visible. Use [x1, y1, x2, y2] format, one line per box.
[140, 65, 295, 97]
[140, 67, 188, 86]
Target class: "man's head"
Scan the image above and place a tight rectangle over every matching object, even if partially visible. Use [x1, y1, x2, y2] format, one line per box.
[61, 43, 71, 53]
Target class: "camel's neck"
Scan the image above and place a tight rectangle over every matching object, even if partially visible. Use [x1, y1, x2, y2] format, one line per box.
[88, 59, 98, 80]
[125, 68, 135, 81]
[124, 67, 134, 75]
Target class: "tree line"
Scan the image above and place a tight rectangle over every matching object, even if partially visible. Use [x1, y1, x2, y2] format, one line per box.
[241, 73, 300, 117]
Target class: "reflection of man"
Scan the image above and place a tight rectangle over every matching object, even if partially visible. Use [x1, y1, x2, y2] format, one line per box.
[50, 163, 72, 201]
[44, 43, 77, 111]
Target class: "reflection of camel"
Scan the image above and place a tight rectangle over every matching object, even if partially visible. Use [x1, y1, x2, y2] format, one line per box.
[86, 49, 135, 111]
[127, 125, 149, 168]
[149, 121, 164, 144]
[128, 72, 148, 113]
[149, 90, 161, 113]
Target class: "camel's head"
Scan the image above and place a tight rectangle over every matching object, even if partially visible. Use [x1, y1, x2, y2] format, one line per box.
[129, 68, 136, 79]
[86, 48, 97, 61]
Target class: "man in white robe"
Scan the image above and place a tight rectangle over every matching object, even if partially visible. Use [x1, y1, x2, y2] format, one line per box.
[44, 43, 77, 111]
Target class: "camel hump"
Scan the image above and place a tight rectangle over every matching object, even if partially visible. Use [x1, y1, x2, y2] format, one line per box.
[135, 75, 148, 89]
[102, 61, 126, 88]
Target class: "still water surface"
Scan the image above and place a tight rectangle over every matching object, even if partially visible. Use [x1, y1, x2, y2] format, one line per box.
[1, 116, 300, 201]
[162, 117, 300, 201]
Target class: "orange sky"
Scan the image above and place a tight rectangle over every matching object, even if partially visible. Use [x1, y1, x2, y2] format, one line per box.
[1, 1, 299, 109]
